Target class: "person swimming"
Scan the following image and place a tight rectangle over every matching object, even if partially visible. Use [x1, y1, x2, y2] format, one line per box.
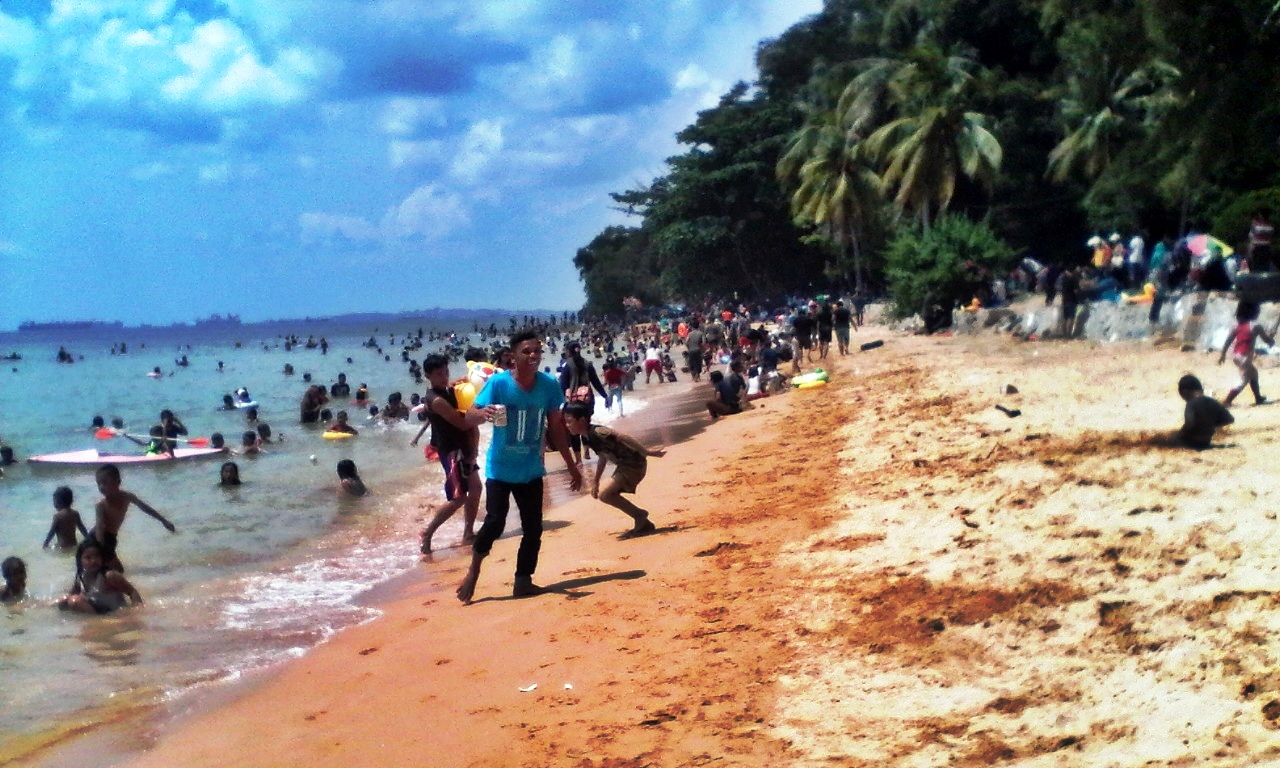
[337, 459, 367, 497]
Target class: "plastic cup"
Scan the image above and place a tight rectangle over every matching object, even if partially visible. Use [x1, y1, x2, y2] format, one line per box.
[491, 405, 507, 426]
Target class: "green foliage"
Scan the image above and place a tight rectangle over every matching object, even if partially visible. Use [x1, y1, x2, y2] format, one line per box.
[884, 214, 1015, 316]
[573, 226, 661, 318]
[573, 0, 1280, 313]
[1210, 188, 1280, 248]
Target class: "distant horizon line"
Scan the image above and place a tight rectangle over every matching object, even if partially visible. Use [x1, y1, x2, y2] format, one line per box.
[5, 307, 583, 334]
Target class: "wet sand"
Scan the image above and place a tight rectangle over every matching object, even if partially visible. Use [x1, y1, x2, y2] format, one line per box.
[40, 324, 1280, 765]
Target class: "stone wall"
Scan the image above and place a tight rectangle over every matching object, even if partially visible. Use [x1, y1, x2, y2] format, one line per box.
[952, 291, 1274, 351]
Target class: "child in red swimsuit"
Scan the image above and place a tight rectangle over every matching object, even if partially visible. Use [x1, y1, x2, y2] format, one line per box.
[1219, 301, 1274, 407]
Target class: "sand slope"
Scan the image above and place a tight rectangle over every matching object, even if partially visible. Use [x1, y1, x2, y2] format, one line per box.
[97, 330, 1280, 767]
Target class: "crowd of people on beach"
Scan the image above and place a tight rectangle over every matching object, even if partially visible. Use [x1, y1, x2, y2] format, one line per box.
[4, 299, 862, 608]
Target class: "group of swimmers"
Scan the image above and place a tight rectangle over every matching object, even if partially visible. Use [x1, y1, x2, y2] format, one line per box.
[1, 465, 170, 612]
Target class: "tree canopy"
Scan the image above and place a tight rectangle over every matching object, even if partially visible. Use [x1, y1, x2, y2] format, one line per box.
[573, 0, 1280, 317]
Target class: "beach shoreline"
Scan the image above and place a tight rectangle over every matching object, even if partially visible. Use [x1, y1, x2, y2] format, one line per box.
[32, 319, 1280, 766]
[23, 369, 741, 767]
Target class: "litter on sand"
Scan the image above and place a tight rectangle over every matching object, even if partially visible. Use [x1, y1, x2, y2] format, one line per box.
[519, 684, 538, 692]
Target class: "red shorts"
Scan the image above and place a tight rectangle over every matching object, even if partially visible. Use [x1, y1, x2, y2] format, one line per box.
[644, 359, 661, 373]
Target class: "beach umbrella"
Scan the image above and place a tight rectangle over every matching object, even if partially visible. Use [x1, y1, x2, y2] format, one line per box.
[1183, 233, 1234, 258]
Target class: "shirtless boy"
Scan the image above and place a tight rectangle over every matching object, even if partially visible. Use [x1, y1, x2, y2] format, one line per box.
[92, 463, 176, 571]
[43, 486, 89, 549]
[563, 403, 664, 538]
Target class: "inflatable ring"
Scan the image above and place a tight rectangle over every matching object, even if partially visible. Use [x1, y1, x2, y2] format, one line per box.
[323, 431, 356, 440]
[796, 380, 828, 390]
[454, 381, 477, 412]
[791, 369, 829, 387]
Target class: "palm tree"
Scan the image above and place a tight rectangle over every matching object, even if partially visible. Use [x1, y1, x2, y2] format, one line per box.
[856, 43, 1002, 230]
[778, 109, 883, 291]
[1047, 58, 1181, 183]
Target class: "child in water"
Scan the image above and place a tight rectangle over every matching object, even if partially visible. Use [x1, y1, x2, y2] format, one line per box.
[327, 411, 358, 435]
[337, 459, 367, 497]
[238, 431, 264, 455]
[220, 461, 242, 486]
[58, 540, 142, 614]
[1, 556, 26, 603]
[43, 486, 89, 549]
[92, 463, 176, 572]
[1219, 301, 1275, 407]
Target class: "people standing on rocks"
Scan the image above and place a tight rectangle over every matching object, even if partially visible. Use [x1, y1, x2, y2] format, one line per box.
[1055, 266, 1081, 339]
[1249, 210, 1274, 272]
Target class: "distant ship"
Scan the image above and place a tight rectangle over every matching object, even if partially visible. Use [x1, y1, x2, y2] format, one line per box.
[18, 320, 124, 332]
[192, 314, 243, 328]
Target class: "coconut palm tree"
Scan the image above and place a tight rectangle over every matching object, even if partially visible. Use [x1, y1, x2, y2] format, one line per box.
[856, 43, 1002, 230]
[778, 108, 884, 291]
[1046, 55, 1181, 183]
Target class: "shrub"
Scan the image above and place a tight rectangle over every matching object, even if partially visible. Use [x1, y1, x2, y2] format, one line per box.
[884, 215, 1016, 318]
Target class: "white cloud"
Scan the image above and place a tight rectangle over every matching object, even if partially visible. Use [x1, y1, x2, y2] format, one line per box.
[299, 211, 382, 245]
[131, 160, 174, 180]
[199, 162, 230, 183]
[382, 183, 470, 240]
[449, 119, 504, 184]
[166, 19, 323, 112]
[380, 97, 447, 138]
[389, 139, 445, 169]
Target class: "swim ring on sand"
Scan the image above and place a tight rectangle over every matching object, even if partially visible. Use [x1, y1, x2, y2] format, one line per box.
[791, 369, 829, 387]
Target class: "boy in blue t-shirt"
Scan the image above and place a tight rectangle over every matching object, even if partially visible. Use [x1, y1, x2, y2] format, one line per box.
[456, 332, 583, 603]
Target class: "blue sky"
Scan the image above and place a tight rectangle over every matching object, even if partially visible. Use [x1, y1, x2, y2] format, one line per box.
[0, 0, 822, 328]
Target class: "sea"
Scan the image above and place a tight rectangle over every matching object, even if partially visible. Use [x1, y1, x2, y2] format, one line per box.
[0, 313, 652, 762]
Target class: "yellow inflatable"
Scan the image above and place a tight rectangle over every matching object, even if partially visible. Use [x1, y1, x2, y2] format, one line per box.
[454, 381, 477, 412]
[323, 431, 356, 440]
[1121, 283, 1157, 304]
[467, 361, 500, 389]
[791, 369, 829, 387]
[450, 361, 503, 412]
[797, 380, 828, 390]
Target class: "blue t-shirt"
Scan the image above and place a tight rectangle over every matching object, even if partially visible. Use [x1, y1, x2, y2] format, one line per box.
[474, 370, 565, 483]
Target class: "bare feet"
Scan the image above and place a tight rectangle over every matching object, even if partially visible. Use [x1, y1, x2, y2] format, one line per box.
[457, 562, 481, 604]
[420, 530, 433, 554]
[461, 532, 476, 546]
[619, 519, 657, 540]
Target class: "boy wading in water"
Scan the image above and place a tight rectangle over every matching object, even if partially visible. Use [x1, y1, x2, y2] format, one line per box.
[562, 403, 664, 538]
[93, 463, 176, 571]
[456, 332, 583, 604]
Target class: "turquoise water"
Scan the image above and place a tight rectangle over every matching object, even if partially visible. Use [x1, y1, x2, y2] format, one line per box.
[0, 316, 649, 758]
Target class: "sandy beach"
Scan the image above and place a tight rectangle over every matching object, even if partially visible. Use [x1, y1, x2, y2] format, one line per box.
[33, 315, 1280, 766]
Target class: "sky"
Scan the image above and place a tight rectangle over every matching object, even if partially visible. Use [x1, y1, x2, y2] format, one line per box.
[0, 0, 823, 328]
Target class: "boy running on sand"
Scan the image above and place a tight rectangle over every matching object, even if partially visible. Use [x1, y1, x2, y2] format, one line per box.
[412, 354, 482, 553]
[562, 402, 664, 538]
[1219, 301, 1274, 407]
[92, 463, 176, 571]
[43, 486, 89, 549]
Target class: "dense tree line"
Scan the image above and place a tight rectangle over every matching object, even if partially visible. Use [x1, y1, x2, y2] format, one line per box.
[574, 0, 1280, 317]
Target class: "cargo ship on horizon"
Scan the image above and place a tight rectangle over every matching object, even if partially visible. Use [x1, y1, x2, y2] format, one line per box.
[17, 319, 125, 332]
